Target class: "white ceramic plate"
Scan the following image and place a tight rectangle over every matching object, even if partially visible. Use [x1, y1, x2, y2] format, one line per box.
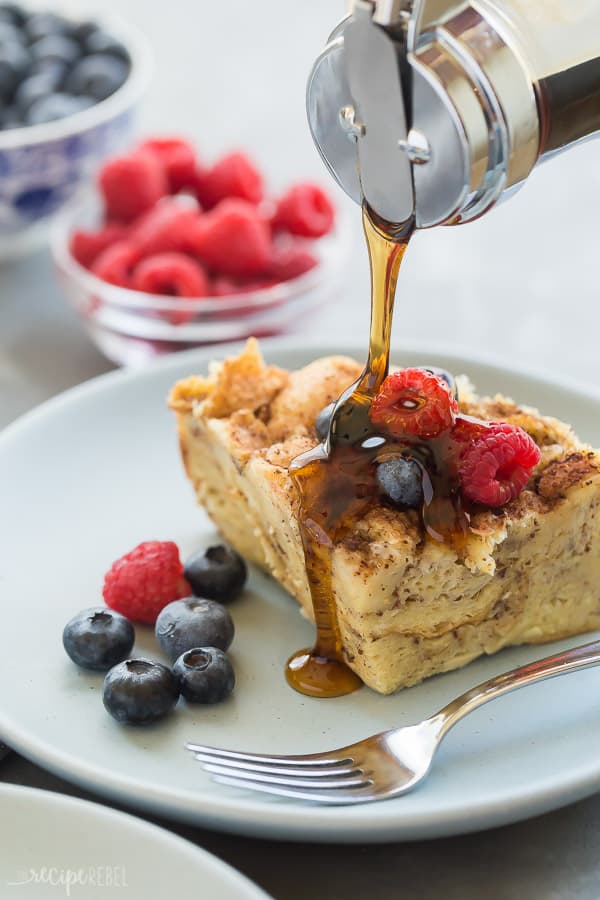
[1, 338, 599, 843]
[0, 784, 270, 899]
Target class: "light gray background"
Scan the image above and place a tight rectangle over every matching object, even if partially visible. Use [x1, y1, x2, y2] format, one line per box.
[1, 2, 599, 898]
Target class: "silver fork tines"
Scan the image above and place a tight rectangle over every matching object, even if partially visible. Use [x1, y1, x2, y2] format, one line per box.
[192, 754, 361, 779]
[202, 762, 372, 791]
[186, 639, 600, 806]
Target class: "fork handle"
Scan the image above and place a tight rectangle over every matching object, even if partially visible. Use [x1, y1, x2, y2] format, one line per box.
[432, 639, 600, 739]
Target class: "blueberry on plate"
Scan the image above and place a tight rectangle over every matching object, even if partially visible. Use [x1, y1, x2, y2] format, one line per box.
[25, 92, 93, 125]
[173, 647, 235, 704]
[155, 597, 235, 661]
[103, 659, 179, 725]
[65, 53, 129, 102]
[62, 607, 134, 671]
[29, 34, 81, 66]
[376, 457, 424, 508]
[315, 401, 335, 441]
[184, 545, 247, 602]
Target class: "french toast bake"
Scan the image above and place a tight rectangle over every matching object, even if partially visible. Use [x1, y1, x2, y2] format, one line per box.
[170, 340, 600, 694]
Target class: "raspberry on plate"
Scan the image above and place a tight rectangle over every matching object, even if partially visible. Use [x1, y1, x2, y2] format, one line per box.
[139, 137, 198, 194]
[130, 199, 200, 257]
[193, 199, 272, 277]
[91, 240, 140, 287]
[370, 368, 459, 439]
[98, 150, 168, 223]
[103, 540, 191, 625]
[273, 183, 335, 238]
[459, 422, 541, 507]
[193, 151, 263, 209]
[70, 224, 128, 270]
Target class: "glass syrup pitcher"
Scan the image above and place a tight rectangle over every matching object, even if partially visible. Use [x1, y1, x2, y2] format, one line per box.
[308, 0, 600, 229]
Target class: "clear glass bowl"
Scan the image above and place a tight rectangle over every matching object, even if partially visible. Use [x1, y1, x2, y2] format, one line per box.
[51, 196, 352, 366]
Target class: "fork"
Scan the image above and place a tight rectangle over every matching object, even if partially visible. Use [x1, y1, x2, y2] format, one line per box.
[186, 639, 600, 805]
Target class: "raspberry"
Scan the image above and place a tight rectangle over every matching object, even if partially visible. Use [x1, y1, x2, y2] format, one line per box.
[131, 252, 208, 298]
[272, 183, 335, 238]
[70, 224, 128, 270]
[451, 415, 491, 444]
[98, 151, 168, 223]
[459, 422, 541, 507]
[370, 368, 458, 438]
[91, 241, 140, 287]
[268, 244, 318, 282]
[139, 137, 197, 193]
[103, 541, 191, 625]
[211, 276, 275, 296]
[130, 199, 200, 257]
[193, 151, 263, 209]
[192, 199, 272, 277]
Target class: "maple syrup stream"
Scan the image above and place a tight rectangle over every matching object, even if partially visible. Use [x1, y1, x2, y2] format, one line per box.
[286, 207, 414, 698]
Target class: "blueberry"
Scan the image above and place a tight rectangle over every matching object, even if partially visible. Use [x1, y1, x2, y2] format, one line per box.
[63, 607, 134, 671]
[25, 92, 93, 125]
[155, 597, 234, 661]
[173, 647, 235, 704]
[14, 71, 61, 113]
[30, 34, 81, 66]
[421, 366, 458, 401]
[183, 545, 247, 602]
[103, 659, 179, 725]
[0, 40, 30, 100]
[315, 401, 335, 441]
[0, 104, 21, 128]
[0, 21, 25, 44]
[65, 53, 129, 102]
[28, 56, 67, 81]
[70, 20, 100, 44]
[84, 29, 130, 62]
[0, 4, 26, 27]
[24, 12, 70, 42]
[376, 457, 424, 508]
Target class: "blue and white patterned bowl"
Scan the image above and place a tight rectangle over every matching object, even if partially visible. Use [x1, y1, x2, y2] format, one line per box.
[0, 17, 153, 262]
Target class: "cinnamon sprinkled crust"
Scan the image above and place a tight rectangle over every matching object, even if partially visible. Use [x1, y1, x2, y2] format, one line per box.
[536, 451, 600, 500]
[170, 340, 600, 694]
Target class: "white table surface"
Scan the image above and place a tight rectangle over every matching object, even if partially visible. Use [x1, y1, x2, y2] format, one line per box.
[1, 2, 600, 899]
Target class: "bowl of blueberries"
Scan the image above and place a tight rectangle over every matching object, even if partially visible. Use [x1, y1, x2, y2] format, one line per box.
[0, 3, 152, 260]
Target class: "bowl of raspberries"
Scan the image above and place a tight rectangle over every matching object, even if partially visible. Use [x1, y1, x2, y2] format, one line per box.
[52, 136, 349, 366]
[0, 5, 152, 260]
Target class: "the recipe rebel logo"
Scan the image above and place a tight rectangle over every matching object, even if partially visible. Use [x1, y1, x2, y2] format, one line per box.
[6, 865, 128, 896]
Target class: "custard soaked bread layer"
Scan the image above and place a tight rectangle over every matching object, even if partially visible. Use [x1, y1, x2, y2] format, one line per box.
[170, 341, 600, 694]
